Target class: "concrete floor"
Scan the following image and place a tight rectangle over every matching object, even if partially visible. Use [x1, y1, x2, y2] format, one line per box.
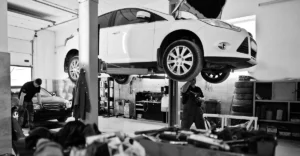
[23, 117, 300, 156]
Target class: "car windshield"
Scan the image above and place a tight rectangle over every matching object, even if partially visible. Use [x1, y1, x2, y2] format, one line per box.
[38, 89, 52, 97]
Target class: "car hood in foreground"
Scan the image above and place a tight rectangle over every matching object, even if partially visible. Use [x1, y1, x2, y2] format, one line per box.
[32, 96, 68, 104]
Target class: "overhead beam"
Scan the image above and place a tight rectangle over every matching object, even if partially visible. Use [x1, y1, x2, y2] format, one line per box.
[33, 0, 78, 15]
[8, 9, 55, 24]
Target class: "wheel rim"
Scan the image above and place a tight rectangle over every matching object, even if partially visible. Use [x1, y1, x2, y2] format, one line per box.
[114, 75, 128, 82]
[166, 45, 193, 76]
[69, 58, 80, 80]
[204, 72, 226, 80]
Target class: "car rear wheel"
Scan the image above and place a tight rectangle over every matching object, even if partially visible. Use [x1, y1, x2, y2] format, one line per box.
[57, 117, 68, 122]
[68, 56, 80, 82]
[201, 70, 230, 84]
[111, 75, 132, 85]
[162, 39, 203, 82]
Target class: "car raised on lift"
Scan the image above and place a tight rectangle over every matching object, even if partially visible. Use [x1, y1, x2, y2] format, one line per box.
[63, 0, 257, 84]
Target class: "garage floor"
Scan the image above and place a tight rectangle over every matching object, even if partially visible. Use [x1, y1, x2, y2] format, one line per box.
[22, 117, 300, 156]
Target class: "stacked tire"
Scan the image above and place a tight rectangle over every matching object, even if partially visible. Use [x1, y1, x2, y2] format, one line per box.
[231, 81, 254, 116]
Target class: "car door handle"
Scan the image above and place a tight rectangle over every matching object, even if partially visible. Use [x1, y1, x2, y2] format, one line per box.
[112, 31, 120, 35]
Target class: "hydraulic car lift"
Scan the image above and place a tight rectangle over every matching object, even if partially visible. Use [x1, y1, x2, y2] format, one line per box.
[97, 0, 203, 127]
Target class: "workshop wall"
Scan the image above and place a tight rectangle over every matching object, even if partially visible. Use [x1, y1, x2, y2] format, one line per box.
[0, 0, 12, 154]
[251, 0, 300, 81]
[7, 26, 34, 67]
[33, 30, 56, 91]
[222, 0, 258, 20]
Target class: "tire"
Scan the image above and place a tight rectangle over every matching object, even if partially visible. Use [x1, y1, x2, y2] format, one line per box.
[57, 117, 68, 122]
[162, 39, 203, 82]
[234, 88, 253, 94]
[234, 94, 253, 100]
[111, 75, 132, 85]
[68, 56, 80, 82]
[232, 104, 253, 113]
[235, 81, 253, 88]
[233, 99, 253, 106]
[201, 71, 230, 84]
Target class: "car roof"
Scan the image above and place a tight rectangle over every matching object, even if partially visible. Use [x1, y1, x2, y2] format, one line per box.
[100, 6, 174, 21]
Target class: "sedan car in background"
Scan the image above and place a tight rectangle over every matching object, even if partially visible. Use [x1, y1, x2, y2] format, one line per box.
[11, 86, 72, 125]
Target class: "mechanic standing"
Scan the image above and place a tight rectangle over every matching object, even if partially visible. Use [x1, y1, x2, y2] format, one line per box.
[18, 78, 42, 129]
[181, 78, 206, 130]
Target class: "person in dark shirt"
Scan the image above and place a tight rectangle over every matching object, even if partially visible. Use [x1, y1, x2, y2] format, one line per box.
[18, 78, 42, 129]
[181, 78, 206, 130]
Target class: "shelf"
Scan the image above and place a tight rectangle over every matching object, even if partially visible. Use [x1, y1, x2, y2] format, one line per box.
[291, 112, 300, 115]
[136, 108, 144, 112]
[256, 100, 291, 103]
[136, 100, 161, 104]
[259, 119, 300, 125]
[136, 104, 143, 106]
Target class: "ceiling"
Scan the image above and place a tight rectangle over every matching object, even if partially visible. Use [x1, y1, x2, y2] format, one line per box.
[7, 0, 168, 31]
[7, 0, 78, 30]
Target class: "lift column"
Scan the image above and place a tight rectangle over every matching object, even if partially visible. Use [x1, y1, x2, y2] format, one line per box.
[168, 0, 181, 127]
[78, 0, 99, 125]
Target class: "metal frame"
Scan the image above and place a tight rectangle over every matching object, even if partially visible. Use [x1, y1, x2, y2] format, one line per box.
[203, 113, 258, 130]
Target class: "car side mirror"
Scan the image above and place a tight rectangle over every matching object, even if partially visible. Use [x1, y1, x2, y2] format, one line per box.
[136, 11, 151, 20]
[51, 92, 56, 96]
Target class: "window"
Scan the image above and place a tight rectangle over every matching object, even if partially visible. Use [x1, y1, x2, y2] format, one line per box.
[114, 9, 150, 26]
[10, 66, 31, 86]
[98, 12, 113, 29]
[152, 14, 166, 22]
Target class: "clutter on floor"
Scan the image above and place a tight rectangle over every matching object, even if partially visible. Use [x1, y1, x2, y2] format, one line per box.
[14, 119, 277, 156]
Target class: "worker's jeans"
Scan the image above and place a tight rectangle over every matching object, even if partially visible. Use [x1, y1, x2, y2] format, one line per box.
[18, 101, 34, 129]
[181, 106, 205, 130]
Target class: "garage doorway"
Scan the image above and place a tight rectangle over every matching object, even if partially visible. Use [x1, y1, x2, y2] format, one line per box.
[10, 66, 32, 86]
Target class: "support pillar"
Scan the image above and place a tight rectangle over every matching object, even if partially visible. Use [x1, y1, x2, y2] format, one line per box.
[78, 0, 99, 125]
[168, 80, 180, 127]
[0, 0, 12, 154]
[168, 0, 181, 127]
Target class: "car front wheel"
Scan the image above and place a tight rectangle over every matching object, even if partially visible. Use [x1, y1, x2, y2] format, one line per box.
[68, 56, 80, 82]
[201, 70, 230, 84]
[111, 75, 132, 85]
[162, 39, 203, 82]
[57, 117, 68, 122]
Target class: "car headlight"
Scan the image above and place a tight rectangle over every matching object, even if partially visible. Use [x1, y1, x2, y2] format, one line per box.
[65, 101, 72, 108]
[200, 19, 241, 32]
[33, 104, 41, 110]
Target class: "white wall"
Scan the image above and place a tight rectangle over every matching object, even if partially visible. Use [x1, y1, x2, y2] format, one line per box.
[252, 0, 300, 80]
[222, 0, 258, 20]
[33, 30, 56, 90]
[7, 26, 34, 66]
[0, 0, 8, 52]
[54, 20, 79, 80]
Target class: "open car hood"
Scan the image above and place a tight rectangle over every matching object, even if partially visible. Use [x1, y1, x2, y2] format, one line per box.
[172, 0, 227, 19]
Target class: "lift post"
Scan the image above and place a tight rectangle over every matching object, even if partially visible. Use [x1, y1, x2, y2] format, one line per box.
[78, 0, 98, 125]
[168, 0, 181, 127]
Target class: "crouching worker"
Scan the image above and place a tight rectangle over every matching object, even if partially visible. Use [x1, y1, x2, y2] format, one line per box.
[12, 106, 25, 141]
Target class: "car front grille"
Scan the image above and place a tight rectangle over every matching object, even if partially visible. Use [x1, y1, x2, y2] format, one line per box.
[251, 49, 257, 58]
[237, 38, 249, 54]
[43, 103, 64, 110]
[250, 38, 257, 58]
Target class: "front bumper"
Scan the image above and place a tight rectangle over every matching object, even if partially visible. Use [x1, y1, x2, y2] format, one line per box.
[204, 36, 257, 69]
[34, 108, 72, 121]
